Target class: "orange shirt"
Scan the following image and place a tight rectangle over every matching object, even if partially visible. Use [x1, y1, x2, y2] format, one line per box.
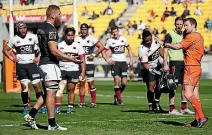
[180, 32, 204, 66]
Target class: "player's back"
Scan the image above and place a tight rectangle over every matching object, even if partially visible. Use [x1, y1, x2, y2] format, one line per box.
[184, 32, 204, 66]
[37, 22, 59, 65]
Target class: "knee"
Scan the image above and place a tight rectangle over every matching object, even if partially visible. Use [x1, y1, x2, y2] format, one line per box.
[20, 79, 30, 92]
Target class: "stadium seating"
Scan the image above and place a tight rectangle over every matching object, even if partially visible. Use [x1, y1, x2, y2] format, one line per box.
[1, 2, 127, 39]
[128, 0, 212, 54]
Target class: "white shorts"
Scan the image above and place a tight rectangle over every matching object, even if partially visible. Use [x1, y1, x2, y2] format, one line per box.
[39, 64, 62, 81]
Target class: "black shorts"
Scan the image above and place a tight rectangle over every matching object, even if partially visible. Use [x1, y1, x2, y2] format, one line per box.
[142, 66, 161, 83]
[111, 61, 128, 77]
[86, 64, 95, 78]
[169, 61, 184, 85]
[61, 70, 80, 83]
[16, 63, 41, 81]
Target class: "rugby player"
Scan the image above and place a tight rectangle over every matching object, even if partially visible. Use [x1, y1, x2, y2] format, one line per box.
[138, 29, 164, 113]
[55, 27, 85, 114]
[102, 26, 133, 105]
[2, 21, 46, 114]
[23, 5, 81, 130]
[75, 23, 105, 108]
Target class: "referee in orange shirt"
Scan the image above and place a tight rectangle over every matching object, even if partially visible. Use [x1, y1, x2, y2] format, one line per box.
[156, 17, 208, 128]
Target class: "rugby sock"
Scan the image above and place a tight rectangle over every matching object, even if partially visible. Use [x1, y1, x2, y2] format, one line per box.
[28, 97, 30, 107]
[48, 117, 56, 127]
[181, 101, 187, 110]
[155, 90, 161, 100]
[169, 104, 175, 112]
[68, 104, 74, 109]
[114, 87, 121, 100]
[148, 103, 153, 110]
[55, 103, 61, 109]
[188, 96, 204, 119]
[90, 88, 96, 104]
[154, 99, 160, 107]
[147, 90, 154, 110]
[36, 92, 43, 99]
[120, 84, 126, 93]
[79, 95, 85, 104]
[29, 108, 38, 118]
[21, 92, 29, 108]
[195, 99, 201, 120]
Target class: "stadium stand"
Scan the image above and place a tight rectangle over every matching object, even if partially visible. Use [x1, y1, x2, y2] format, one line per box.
[128, 0, 212, 54]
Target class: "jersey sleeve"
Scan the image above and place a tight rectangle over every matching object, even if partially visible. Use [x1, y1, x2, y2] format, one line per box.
[180, 34, 195, 49]
[8, 38, 14, 48]
[92, 36, 99, 45]
[138, 46, 148, 64]
[34, 34, 39, 45]
[47, 28, 58, 42]
[105, 39, 111, 50]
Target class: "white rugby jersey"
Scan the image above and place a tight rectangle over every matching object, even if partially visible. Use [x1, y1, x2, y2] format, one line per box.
[138, 39, 161, 69]
[8, 33, 39, 64]
[105, 36, 129, 62]
[58, 41, 85, 71]
[75, 35, 99, 64]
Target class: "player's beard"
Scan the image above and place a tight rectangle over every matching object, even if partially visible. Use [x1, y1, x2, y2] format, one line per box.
[54, 17, 62, 26]
[65, 38, 74, 45]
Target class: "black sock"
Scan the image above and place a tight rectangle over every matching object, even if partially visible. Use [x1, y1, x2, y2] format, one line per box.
[36, 91, 43, 99]
[48, 117, 56, 127]
[21, 92, 28, 107]
[120, 85, 126, 93]
[147, 90, 154, 104]
[29, 108, 38, 118]
[155, 90, 161, 100]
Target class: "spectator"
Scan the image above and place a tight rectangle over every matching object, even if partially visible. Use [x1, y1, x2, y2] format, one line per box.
[161, 27, 167, 35]
[138, 34, 142, 39]
[152, 28, 159, 37]
[194, 5, 203, 16]
[137, 20, 146, 31]
[127, 21, 135, 35]
[204, 47, 209, 54]
[88, 11, 99, 20]
[88, 23, 95, 35]
[20, 0, 27, 6]
[81, 6, 89, 16]
[132, 20, 138, 30]
[163, 7, 170, 18]
[148, 9, 158, 22]
[163, 0, 169, 6]
[170, 7, 177, 16]
[181, 6, 190, 18]
[0, 2, 3, 11]
[204, 17, 212, 31]
[103, 5, 114, 15]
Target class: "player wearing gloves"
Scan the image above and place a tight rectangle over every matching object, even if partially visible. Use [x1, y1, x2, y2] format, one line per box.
[138, 29, 164, 113]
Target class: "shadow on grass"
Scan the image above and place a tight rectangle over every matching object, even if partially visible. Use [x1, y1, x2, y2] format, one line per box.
[153, 120, 185, 126]
[1, 109, 23, 113]
[96, 102, 116, 106]
[122, 109, 169, 114]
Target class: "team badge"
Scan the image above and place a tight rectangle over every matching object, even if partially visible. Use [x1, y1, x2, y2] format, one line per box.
[73, 47, 76, 49]
[87, 40, 90, 43]
[49, 32, 57, 40]
[29, 38, 32, 41]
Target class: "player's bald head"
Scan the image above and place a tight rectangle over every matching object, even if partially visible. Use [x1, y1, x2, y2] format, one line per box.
[46, 5, 60, 18]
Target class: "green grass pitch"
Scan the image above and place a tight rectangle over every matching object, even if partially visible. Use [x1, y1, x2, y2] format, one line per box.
[0, 80, 211, 135]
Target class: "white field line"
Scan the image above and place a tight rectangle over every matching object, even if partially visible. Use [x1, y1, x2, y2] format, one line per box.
[95, 94, 212, 101]
[0, 116, 203, 127]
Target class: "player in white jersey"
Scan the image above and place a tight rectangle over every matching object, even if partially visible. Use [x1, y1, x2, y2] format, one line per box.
[74, 23, 105, 108]
[2, 22, 46, 114]
[138, 29, 164, 113]
[54, 27, 86, 114]
[102, 26, 133, 105]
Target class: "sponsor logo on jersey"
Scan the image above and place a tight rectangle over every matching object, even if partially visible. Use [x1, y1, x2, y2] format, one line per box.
[15, 45, 34, 54]
[112, 45, 125, 54]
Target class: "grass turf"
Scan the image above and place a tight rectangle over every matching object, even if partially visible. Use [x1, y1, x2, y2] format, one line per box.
[0, 80, 211, 135]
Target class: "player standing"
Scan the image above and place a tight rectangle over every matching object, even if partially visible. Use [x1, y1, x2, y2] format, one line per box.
[75, 23, 105, 108]
[2, 22, 46, 114]
[164, 17, 194, 115]
[55, 27, 86, 114]
[23, 5, 81, 130]
[138, 29, 164, 113]
[102, 26, 133, 105]
[157, 18, 208, 127]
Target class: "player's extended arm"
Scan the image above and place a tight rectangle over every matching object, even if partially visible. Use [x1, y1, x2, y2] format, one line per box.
[2, 45, 17, 62]
[163, 48, 170, 71]
[79, 54, 86, 81]
[165, 43, 183, 50]
[101, 49, 115, 65]
[95, 41, 105, 56]
[126, 45, 133, 68]
[48, 41, 82, 64]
